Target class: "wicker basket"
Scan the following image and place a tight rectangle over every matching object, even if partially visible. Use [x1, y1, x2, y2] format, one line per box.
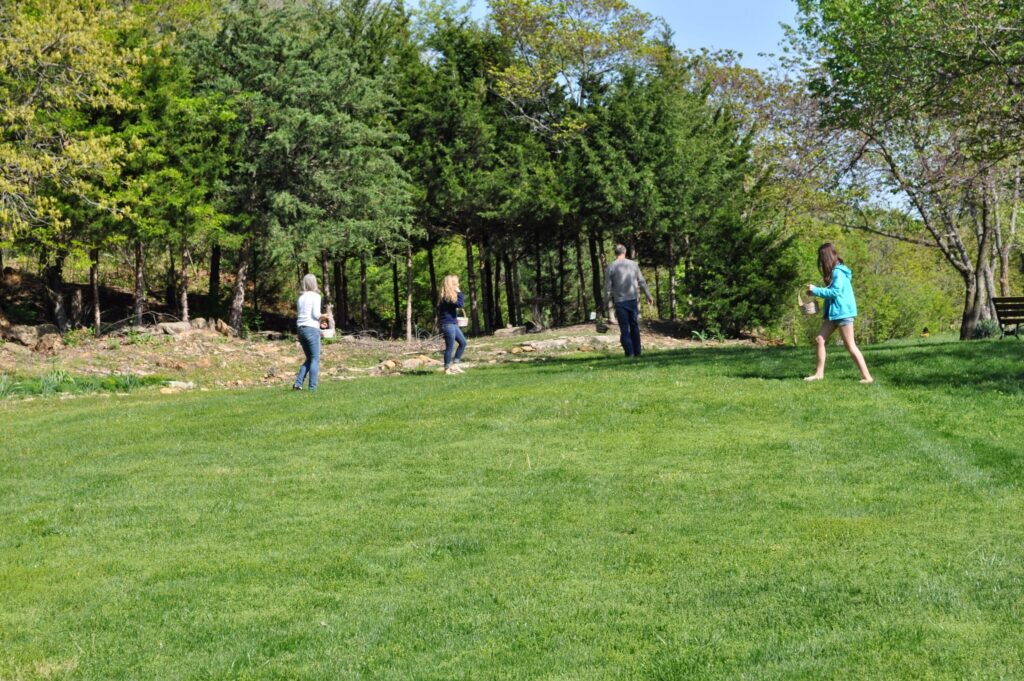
[798, 293, 818, 316]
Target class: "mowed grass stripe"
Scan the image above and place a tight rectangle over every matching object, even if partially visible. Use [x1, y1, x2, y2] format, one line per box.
[1, 339, 1022, 679]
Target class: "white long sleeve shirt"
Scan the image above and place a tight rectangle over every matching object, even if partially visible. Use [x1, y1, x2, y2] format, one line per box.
[296, 291, 322, 329]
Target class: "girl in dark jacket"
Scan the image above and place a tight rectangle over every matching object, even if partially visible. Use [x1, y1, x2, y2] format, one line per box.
[438, 275, 467, 374]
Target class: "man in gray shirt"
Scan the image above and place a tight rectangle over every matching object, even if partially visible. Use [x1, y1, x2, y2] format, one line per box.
[604, 244, 654, 357]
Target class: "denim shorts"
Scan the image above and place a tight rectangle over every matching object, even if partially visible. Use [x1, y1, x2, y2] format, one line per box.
[835, 317, 854, 327]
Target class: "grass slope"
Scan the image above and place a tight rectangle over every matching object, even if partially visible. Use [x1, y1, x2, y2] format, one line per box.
[1, 339, 1023, 680]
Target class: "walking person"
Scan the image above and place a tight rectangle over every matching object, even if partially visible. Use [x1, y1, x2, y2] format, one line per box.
[294, 274, 326, 391]
[805, 243, 873, 384]
[438, 274, 467, 375]
[605, 244, 654, 357]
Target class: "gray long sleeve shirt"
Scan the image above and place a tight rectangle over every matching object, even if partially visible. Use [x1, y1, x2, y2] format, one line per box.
[604, 258, 651, 304]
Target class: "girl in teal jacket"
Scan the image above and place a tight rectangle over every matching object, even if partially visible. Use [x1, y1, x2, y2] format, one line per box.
[805, 243, 873, 383]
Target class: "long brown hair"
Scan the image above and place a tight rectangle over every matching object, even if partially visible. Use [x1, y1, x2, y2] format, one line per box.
[817, 243, 843, 285]
[439, 275, 460, 304]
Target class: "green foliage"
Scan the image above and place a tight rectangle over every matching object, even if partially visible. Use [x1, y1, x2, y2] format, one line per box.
[972, 319, 1002, 340]
[62, 327, 94, 348]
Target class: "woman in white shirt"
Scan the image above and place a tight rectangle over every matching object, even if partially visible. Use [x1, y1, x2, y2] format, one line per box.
[294, 274, 325, 391]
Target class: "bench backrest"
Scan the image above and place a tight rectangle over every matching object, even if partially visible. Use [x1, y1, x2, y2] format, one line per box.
[993, 297, 1024, 325]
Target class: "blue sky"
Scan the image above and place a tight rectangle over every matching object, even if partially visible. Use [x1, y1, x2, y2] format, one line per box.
[420, 0, 800, 71]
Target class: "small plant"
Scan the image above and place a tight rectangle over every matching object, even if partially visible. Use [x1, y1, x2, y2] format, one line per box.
[40, 368, 73, 395]
[112, 373, 141, 391]
[126, 328, 153, 345]
[62, 328, 95, 348]
[972, 319, 1001, 340]
[107, 338, 121, 350]
[0, 374, 13, 399]
[691, 330, 709, 343]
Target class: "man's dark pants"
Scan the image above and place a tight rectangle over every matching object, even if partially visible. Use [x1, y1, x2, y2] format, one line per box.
[614, 298, 642, 357]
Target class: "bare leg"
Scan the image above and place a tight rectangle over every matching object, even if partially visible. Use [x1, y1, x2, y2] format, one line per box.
[805, 320, 836, 380]
[838, 324, 873, 382]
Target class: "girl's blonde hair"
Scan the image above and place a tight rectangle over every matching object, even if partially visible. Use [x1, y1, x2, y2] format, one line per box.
[439, 275, 460, 304]
[301, 273, 319, 293]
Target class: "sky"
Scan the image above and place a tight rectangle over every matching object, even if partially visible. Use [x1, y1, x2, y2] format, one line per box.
[419, 0, 801, 71]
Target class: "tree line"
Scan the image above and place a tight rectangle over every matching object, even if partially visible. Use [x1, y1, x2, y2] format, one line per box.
[1, 0, 1019, 342]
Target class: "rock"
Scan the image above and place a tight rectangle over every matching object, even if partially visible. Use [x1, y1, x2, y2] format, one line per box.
[160, 387, 180, 395]
[3, 323, 58, 347]
[34, 333, 63, 355]
[527, 339, 568, 352]
[190, 317, 209, 330]
[400, 357, 426, 370]
[494, 325, 527, 337]
[414, 354, 442, 366]
[578, 344, 594, 352]
[157, 321, 193, 335]
[380, 359, 397, 371]
[214, 319, 237, 337]
[510, 346, 524, 354]
[1, 341, 30, 356]
[158, 357, 186, 370]
[264, 366, 279, 378]
[590, 335, 620, 347]
[167, 380, 194, 390]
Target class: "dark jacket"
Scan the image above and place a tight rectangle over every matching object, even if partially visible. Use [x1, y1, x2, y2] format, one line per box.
[438, 291, 464, 326]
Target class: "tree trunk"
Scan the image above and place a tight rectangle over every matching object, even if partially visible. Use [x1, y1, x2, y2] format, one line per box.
[167, 246, 178, 310]
[668, 236, 678, 321]
[427, 239, 438, 330]
[228, 238, 251, 332]
[391, 259, 401, 338]
[588, 229, 603, 318]
[465, 236, 480, 335]
[654, 264, 662, 319]
[208, 244, 221, 316]
[333, 258, 342, 314]
[70, 288, 83, 329]
[321, 250, 331, 304]
[480, 238, 493, 333]
[359, 255, 368, 329]
[251, 244, 260, 315]
[503, 252, 518, 326]
[133, 240, 145, 326]
[90, 248, 101, 332]
[405, 245, 414, 342]
[493, 253, 504, 328]
[574, 231, 587, 318]
[534, 226, 542, 297]
[557, 233, 566, 326]
[179, 245, 190, 323]
[339, 258, 349, 329]
[511, 254, 522, 328]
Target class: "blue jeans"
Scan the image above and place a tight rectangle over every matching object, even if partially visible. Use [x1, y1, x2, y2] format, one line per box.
[441, 323, 467, 368]
[295, 325, 321, 390]
[614, 299, 642, 357]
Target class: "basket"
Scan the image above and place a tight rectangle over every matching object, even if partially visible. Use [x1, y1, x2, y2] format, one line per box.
[456, 308, 470, 328]
[798, 293, 818, 316]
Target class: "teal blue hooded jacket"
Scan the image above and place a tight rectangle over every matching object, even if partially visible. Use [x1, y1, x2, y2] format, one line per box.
[811, 263, 858, 321]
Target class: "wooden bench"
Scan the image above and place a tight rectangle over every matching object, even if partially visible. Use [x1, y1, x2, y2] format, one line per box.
[993, 297, 1024, 338]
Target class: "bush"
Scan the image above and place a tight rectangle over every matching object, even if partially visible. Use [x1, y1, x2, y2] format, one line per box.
[972, 319, 1001, 340]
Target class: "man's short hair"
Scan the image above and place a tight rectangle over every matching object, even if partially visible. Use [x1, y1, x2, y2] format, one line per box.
[614, 244, 627, 256]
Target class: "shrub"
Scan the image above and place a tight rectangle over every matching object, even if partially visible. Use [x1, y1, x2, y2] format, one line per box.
[972, 319, 1001, 340]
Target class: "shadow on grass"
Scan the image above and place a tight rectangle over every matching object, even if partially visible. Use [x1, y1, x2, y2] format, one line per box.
[498, 337, 1024, 397]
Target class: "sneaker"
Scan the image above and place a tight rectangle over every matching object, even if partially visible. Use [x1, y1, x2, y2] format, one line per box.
[450, 365, 465, 374]
[293, 384, 303, 390]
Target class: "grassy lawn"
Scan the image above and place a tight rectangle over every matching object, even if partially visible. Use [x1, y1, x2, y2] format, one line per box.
[2, 338, 1023, 679]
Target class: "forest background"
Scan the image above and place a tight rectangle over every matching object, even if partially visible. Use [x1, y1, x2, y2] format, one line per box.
[1, 0, 1021, 344]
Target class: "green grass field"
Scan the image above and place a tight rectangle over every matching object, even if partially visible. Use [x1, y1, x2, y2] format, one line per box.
[2, 339, 1023, 680]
